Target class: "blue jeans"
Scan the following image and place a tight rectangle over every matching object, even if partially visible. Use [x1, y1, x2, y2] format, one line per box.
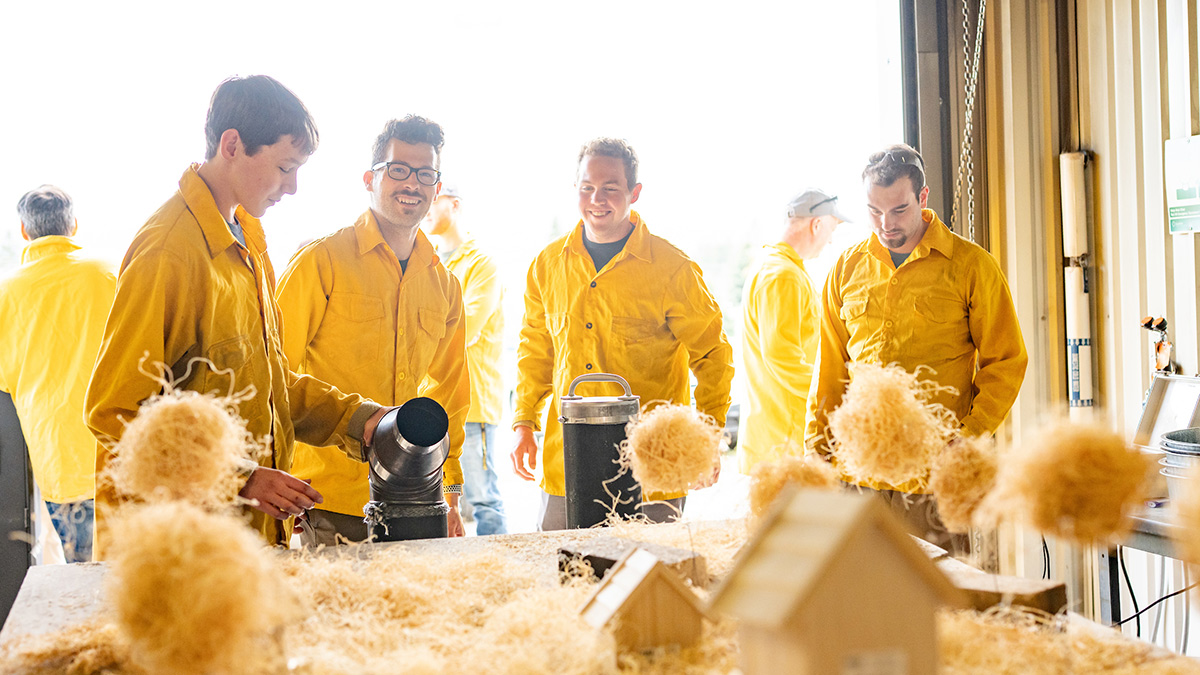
[462, 422, 508, 535]
[45, 499, 94, 563]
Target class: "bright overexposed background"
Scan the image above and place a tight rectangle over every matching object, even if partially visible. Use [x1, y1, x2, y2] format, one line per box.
[1, 1, 902, 531]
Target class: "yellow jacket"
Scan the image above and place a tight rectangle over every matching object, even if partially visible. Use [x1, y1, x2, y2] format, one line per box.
[805, 209, 1027, 492]
[443, 238, 504, 425]
[738, 243, 818, 473]
[514, 212, 734, 499]
[277, 211, 470, 517]
[0, 236, 115, 503]
[86, 166, 379, 550]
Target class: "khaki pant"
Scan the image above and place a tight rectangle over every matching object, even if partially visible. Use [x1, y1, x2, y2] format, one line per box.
[856, 485, 970, 556]
[297, 508, 370, 548]
[537, 492, 686, 531]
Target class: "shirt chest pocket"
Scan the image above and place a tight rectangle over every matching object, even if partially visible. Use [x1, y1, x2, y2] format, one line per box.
[913, 293, 971, 352]
[323, 292, 385, 365]
[203, 334, 256, 396]
[407, 306, 448, 377]
[840, 296, 870, 324]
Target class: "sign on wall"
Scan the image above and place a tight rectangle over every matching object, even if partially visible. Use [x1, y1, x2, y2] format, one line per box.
[1167, 135, 1200, 234]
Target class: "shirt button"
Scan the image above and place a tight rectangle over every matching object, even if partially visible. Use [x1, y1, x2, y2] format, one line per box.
[586, 322, 593, 329]
[399, 327, 406, 336]
[891, 278, 898, 285]
[398, 372, 406, 380]
[586, 363, 593, 370]
[885, 321, 893, 328]
[590, 281, 597, 288]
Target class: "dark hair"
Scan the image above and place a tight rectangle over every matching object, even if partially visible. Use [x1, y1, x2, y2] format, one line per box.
[863, 143, 927, 197]
[371, 116, 446, 167]
[204, 75, 318, 160]
[17, 185, 74, 238]
[577, 138, 639, 189]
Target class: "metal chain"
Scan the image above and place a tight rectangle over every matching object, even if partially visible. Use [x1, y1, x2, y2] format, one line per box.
[951, 0, 988, 243]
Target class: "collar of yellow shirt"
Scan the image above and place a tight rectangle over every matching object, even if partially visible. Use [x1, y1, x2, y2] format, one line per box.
[560, 210, 655, 266]
[20, 234, 80, 264]
[181, 163, 266, 259]
[352, 209, 440, 271]
[865, 208, 954, 267]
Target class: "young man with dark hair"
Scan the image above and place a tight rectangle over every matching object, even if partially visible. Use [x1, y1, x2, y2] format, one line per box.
[86, 75, 389, 555]
[511, 137, 735, 530]
[277, 115, 470, 545]
[805, 142, 1027, 548]
[0, 186, 115, 562]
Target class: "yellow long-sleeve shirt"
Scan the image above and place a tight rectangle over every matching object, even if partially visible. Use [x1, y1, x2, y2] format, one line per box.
[86, 166, 379, 551]
[805, 209, 1027, 492]
[514, 212, 735, 499]
[738, 242, 818, 473]
[442, 238, 504, 425]
[277, 210, 470, 518]
[0, 236, 115, 503]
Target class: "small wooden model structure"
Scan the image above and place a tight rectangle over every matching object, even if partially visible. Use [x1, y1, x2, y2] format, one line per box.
[580, 548, 708, 651]
[709, 487, 966, 675]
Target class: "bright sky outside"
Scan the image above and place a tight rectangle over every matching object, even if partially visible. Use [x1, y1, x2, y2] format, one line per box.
[0, 0, 901, 396]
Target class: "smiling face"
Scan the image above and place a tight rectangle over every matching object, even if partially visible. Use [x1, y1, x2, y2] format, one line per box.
[229, 134, 309, 218]
[865, 176, 930, 253]
[365, 139, 441, 232]
[576, 154, 642, 242]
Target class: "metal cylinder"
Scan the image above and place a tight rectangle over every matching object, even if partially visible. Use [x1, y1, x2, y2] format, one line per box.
[365, 397, 450, 542]
[559, 373, 641, 529]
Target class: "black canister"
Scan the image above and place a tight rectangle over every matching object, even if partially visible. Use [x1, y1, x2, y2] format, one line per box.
[364, 397, 450, 542]
[559, 373, 641, 529]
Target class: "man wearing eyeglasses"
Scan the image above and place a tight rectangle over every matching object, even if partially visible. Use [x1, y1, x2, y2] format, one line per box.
[276, 116, 470, 546]
[805, 143, 1027, 548]
[511, 137, 735, 530]
[738, 188, 847, 473]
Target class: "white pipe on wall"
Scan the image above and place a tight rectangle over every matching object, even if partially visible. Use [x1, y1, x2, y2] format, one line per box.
[1061, 152, 1094, 418]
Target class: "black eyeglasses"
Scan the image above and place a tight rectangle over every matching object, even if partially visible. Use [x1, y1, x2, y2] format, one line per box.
[882, 149, 926, 173]
[371, 161, 441, 186]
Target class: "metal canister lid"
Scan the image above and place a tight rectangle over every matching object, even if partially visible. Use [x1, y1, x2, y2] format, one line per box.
[559, 373, 640, 425]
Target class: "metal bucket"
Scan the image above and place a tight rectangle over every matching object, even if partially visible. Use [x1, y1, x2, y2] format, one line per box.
[365, 397, 450, 541]
[559, 373, 641, 529]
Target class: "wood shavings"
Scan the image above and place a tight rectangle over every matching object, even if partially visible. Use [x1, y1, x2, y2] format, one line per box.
[748, 454, 839, 518]
[939, 607, 1200, 674]
[929, 436, 998, 533]
[827, 363, 957, 489]
[106, 503, 299, 675]
[621, 403, 723, 494]
[0, 620, 137, 675]
[975, 422, 1148, 543]
[108, 389, 261, 507]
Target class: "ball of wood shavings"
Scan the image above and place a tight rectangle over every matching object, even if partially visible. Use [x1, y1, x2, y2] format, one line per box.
[748, 454, 840, 518]
[975, 422, 1148, 543]
[620, 403, 723, 495]
[108, 390, 260, 507]
[929, 435, 998, 533]
[106, 503, 299, 675]
[827, 362, 957, 489]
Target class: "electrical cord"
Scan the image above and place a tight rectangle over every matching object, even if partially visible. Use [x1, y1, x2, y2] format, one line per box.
[1114, 580, 1200, 628]
[1042, 537, 1050, 579]
[1118, 546, 1141, 637]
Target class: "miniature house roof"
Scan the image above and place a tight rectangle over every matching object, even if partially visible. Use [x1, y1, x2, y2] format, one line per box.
[581, 548, 708, 629]
[708, 487, 964, 629]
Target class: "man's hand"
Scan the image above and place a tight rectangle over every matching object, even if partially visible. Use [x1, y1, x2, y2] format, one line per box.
[510, 425, 539, 481]
[239, 467, 323, 520]
[446, 493, 465, 537]
[693, 458, 721, 490]
[363, 406, 398, 448]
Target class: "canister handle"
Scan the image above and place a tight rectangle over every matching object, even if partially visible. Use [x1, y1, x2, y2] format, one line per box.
[565, 372, 636, 399]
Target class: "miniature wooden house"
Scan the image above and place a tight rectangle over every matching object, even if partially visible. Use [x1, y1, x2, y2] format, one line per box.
[709, 487, 966, 675]
[580, 547, 708, 651]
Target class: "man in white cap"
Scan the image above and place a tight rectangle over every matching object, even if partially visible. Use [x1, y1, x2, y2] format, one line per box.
[422, 182, 509, 535]
[738, 188, 848, 473]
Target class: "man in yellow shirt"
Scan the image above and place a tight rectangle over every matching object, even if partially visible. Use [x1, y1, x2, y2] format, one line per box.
[805, 144, 1027, 547]
[422, 183, 508, 535]
[0, 186, 115, 562]
[511, 137, 735, 530]
[277, 116, 470, 545]
[739, 188, 847, 473]
[86, 76, 390, 554]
